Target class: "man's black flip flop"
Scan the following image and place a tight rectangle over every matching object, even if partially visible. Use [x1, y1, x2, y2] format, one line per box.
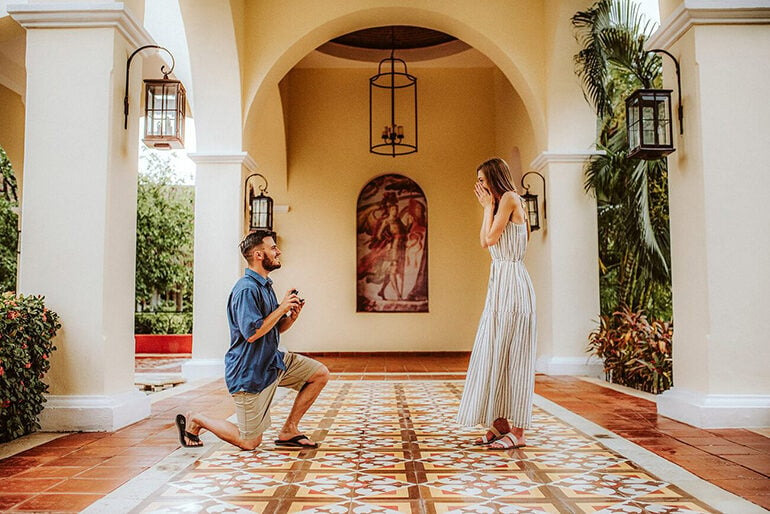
[175, 414, 203, 447]
[274, 434, 319, 449]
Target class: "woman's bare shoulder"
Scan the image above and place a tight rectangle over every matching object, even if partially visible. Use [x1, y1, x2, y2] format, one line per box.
[500, 191, 520, 204]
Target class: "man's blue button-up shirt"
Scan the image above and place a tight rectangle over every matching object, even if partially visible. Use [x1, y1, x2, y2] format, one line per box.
[224, 268, 287, 394]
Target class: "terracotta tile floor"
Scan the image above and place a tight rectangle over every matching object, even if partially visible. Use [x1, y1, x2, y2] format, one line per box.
[0, 353, 765, 513]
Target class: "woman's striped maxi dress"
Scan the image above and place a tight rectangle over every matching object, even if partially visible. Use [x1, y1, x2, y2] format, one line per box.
[456, 221, 537, 429]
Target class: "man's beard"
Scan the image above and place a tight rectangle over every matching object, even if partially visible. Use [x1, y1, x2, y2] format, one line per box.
[263, 255, 281, 271]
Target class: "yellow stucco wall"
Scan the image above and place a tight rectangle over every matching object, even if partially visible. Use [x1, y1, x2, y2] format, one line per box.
[0, 83, 24, 196]
[270, 66, 536, 352]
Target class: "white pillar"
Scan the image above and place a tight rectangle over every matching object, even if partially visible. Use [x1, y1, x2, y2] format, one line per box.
[9, 3, 153, 431]
[529, 153, 602, 377]
[650, 4, 770, 428]
[182, 153, 253, 380]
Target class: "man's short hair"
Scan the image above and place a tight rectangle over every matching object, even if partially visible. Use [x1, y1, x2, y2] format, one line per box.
[239, 229, 276, 260]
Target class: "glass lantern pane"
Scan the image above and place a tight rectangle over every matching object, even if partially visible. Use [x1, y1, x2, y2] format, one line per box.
[658, 120, 671, 145]
[252, 198, 266, 227]
[629, 125, 639, 149]
[166, 115, 176, 136]
[153, 114, 164, 136]
[165, 88, 177, 110]
[643, 120, 655, 144]
[642, 105, 654, 121]
[153, 89, 165, 110]
[629, 104, 638, 125]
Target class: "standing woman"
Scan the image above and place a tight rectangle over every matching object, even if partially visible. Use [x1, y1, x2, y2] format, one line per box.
[456, 157, 537, 449]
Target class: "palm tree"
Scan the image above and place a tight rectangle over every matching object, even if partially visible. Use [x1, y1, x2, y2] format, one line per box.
[572, 0, 672, 319]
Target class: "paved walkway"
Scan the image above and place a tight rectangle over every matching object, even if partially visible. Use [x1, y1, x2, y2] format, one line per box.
[0, 354, 766, 513]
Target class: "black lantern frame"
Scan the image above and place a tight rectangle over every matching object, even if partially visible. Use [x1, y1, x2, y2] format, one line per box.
[245, 173, 274, 232]
[626, 88, 674, 159]
[626, 49, 682, 160]
[124, 45, 186, 150]
[520, 171, 547, 232]
[369, 50, 418, 157]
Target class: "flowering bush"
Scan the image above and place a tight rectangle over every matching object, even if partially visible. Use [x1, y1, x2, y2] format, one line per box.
[0, 293, 60, 442]
[587, 306, 673, 394]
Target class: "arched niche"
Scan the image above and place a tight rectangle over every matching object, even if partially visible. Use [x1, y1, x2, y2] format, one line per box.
[356, 173, 428, 313]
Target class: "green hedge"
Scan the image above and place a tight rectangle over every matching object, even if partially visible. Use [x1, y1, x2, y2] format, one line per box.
[0, 293, 60, 442]
[134, 312, 193, 334]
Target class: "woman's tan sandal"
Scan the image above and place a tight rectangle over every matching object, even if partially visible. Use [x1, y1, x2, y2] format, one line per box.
[487, 432, 526, 450]
[473, 425, 503, 445]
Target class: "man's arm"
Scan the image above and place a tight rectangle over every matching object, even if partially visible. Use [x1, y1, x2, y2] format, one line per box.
[277, 301, 304, 333]
[246, 307, 290, 342]
[246, 290, 301, 342]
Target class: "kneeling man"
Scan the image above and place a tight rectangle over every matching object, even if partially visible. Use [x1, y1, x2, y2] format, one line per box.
[175, 229, 329, 450]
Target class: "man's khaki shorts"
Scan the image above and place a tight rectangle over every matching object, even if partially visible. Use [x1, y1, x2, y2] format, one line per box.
[232, 352, 322, 441]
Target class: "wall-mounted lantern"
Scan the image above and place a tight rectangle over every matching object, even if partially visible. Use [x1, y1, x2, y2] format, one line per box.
[124, 45, 186, 150]
[626, 49, 682, 160]
[520, 171, 546, 231]
[245, 173, 273, 232]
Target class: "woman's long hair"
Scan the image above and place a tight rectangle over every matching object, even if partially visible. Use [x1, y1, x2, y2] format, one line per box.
[477, 157, 518, 200]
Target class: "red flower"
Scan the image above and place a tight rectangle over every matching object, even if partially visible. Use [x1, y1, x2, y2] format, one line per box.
[43, 354, 48, 360]
[24, 362, 31, 369]
[1, 400, 10, 408]
[0, 367, 4, 376]
[6, 311, 19, 320]
[42, 313, 47, 322]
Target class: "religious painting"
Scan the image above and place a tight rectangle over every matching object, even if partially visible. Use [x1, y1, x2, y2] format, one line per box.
[356, 174, 428, 312]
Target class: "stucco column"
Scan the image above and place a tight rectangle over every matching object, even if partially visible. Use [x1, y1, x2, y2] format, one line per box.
[9, 3, 152, 431]
[182, 154, 253, 380]
[650, 4, 770, 428]
[528, 153, 602, 376]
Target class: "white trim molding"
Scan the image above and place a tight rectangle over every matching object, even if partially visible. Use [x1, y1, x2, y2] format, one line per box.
[182, 358, 226, 381]
[188, 152, 257, 172]
[649, 1, 770, 49]
[7, 2, 153, 48]
[657, 387, 770, 428]
[39, 389, 151, 432]
[536, 355, 604, 378]
[530, 151, 603, 171]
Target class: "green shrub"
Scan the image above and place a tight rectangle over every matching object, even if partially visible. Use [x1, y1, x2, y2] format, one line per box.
[0, 197, 18, 293]
[134, 312, 193, 334]
[587, 306, 673, 394]
[0, 293, 61, 442]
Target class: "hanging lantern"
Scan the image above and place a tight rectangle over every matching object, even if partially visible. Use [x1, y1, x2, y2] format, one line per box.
[521, 191, 540, 231]
[520, 171, 547, 232]
[245, 173, 273, 232]
[369, 50, 418, 157]
[143, 77, 186, 150]
[626, 88, 675, 160]
[124, 45, 186, 150]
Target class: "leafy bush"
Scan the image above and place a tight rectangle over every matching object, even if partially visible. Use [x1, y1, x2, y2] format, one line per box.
[0, 197, 18, 293]
[0, 147, 19, 294]
[135, 149, 194, 311]
[587, 306, 673, 394]
[134, 312, 193, 334]
[0, 293, 61, 442]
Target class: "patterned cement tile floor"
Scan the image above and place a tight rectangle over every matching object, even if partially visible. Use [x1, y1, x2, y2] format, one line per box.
[123, 381, 741, 513]
[0, 356, 767, 512]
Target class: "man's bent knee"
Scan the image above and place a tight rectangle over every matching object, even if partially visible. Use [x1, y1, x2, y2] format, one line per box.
[238, 434, 263, 451]
[310, 365, 330, 385]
